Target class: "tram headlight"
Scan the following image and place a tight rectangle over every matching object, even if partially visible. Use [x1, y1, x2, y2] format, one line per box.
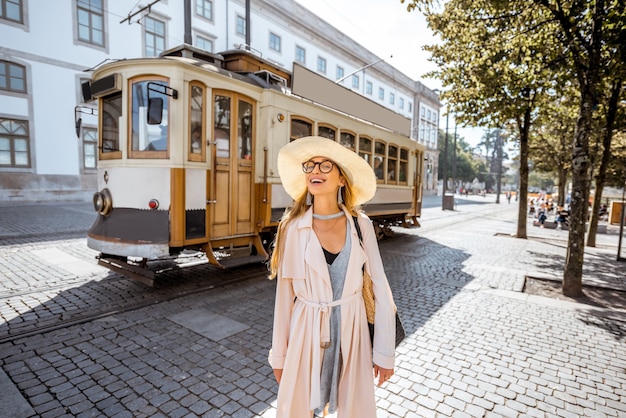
[93, 188, 113, 216]
[148, 199, 159, 210]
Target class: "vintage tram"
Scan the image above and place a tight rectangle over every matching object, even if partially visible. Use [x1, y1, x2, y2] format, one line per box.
[80, 44, 424, 285]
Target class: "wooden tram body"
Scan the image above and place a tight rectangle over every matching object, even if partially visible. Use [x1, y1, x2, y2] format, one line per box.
[83, 45, 424, 285]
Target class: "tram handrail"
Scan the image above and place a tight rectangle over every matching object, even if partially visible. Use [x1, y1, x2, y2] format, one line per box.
[262, 146, 268, 203]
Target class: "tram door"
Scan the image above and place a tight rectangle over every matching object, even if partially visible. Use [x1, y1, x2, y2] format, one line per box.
[210, 91, 255, 238]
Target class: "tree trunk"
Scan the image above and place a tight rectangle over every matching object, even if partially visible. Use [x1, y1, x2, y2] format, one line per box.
[586, 81, 621, 247]
[516, 110, 531, 239]
[563, 89, 594, 297]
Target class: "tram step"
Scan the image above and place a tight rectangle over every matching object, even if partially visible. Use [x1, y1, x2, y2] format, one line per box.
[215, 254, 268, 269]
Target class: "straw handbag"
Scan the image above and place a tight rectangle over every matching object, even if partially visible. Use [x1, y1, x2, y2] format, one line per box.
[353, 217, 405, 347]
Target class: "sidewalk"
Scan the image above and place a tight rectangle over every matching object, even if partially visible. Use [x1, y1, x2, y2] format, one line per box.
[0, 199, 625, 417]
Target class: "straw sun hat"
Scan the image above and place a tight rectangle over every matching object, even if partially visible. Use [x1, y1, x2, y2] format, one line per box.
[277, 136, 377, 206]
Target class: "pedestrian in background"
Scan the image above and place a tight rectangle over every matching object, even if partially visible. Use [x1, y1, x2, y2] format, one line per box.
[268, 136, 397, 418]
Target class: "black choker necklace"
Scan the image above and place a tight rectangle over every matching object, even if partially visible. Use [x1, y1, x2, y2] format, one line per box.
[312, 211, 344, 220]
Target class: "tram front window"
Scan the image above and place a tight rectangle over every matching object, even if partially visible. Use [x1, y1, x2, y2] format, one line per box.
[130, 79, 169, 153]
[101, 92, 122, 154]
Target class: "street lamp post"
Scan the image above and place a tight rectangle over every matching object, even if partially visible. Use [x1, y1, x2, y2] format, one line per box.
[618, 179, 625, 262]
[453, 122, 457, 193]
[442, 111, 449, 210]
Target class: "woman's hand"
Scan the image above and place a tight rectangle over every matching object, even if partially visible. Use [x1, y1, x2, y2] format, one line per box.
[273, 368, 283, 384]
[373, 364, 394, 386]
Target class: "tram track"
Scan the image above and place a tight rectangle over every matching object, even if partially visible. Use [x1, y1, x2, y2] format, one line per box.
[0, 275, 124, 299]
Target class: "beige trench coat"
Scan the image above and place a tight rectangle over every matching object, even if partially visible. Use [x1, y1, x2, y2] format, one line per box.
[268, 207, 396, 418]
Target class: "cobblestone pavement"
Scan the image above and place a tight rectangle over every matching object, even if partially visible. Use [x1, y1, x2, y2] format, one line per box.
[0, 196, 625, 417]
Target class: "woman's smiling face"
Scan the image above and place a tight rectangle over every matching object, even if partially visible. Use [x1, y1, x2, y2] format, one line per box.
[304, 157, 344, 198]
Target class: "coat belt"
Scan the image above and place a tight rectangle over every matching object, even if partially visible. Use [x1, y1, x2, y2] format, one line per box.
[297, 291, 362, 410]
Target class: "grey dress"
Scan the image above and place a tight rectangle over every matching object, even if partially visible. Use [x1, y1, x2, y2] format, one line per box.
[315, 222, 352, 415]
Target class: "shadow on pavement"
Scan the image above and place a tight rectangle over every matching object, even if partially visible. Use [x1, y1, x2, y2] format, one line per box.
[0, 204, 96, 247]
[526, 248, 626, 291]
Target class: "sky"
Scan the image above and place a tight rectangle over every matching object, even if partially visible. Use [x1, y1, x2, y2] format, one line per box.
[294, 0, 488, 148]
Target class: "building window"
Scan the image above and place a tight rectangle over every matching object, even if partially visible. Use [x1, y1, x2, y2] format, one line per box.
[236, 15, 246, 37]
[1, 0, 23, 24]
[0, 60, 26, 93]
[144, 16, 166, 57]
[399, 97, 404, 109]
[77, 0, 104, 46]
[269, 32, 281, 52]
[0, 118, 30, 167]
[83, 127, 97, 169]
[352, 75, 359, 89]
[317, 57, 326, 74]
[336, 66, 344, 81]
[295, 46, 306, 63]
[196, 35, 213, 52]
[378, 87, 384, 100]
[421, 106, 425, 117]
[408, 102, 412, 112]
[195, 0, 212, 20]
[366, 81, 372, 95]
[390, 92, 395, 105]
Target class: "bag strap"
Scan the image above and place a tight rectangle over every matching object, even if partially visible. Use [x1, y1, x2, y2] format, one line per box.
[353, 216, 363, 244]
[353, 216, 367, 275]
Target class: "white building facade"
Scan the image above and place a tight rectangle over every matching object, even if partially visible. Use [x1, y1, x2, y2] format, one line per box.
[0, 0, 440, 203]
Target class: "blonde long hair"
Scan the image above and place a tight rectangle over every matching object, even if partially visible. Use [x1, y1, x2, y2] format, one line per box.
[269, 166, 359, 279]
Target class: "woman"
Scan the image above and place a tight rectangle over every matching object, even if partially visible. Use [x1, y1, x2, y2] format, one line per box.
[268, 136, 398, 418]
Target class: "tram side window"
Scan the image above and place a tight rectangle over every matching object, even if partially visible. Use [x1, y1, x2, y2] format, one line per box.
[399, 148, 408, 183]
[358, 136, 372, 164]
[318, 125, 336, 141]
[238, 100, 252, 160]
[374, 141, 386, 181]
[101, 92, 122, 156]
[190, 84, 204, 157]
[130, 79, 169, 154]
[290, 118, 312, 142]
[340, 132, 355, 150]
[214, 95, 230, 158]
[388, 145, 398, 182]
